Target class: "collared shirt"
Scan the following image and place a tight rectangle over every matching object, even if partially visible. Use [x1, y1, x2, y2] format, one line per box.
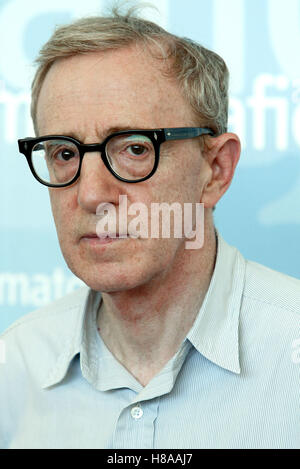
[0, 231, 299, 449]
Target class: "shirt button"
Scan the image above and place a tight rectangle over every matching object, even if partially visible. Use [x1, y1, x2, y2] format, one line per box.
[131, 405, 143, 420]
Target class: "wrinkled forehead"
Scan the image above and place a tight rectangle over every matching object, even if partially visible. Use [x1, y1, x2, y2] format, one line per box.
[36, 45, 196, 137]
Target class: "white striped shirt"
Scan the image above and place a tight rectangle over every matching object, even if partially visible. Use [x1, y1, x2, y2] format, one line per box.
[0, 231, 299, 448]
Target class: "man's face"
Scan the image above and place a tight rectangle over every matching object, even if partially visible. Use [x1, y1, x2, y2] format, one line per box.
[36, 44, 211, 292]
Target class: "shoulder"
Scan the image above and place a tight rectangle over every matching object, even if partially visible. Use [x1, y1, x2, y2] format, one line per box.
[243, 259, 300, 318]
[239, 259, 300, 370]
[0, 286, 90, 385]
[0, 286, 90, 446]
[1, 285, 89, 341]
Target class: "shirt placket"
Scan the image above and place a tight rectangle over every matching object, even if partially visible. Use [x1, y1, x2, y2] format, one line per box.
[112, 398, 159, 449]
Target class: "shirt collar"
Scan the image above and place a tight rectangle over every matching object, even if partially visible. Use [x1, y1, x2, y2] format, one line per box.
[187, 229, 245, 374]
[42, 230, 245, 388]
[41, 288, 92, 388]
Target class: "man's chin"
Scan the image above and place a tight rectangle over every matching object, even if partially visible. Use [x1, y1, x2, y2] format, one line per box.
[64, 259, 155, 294]
[76, 276, 151, 294]
[60, 237, 176, 293]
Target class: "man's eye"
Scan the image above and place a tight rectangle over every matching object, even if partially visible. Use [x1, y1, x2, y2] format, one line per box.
[126, 144, 148, 157]
[56, 148, 76, 161]
[49, 147, 77, 162]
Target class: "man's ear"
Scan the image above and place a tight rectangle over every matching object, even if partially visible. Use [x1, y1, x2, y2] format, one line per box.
[200, 133, 241, 208]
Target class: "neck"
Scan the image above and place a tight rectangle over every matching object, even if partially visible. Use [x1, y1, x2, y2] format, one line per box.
[97, 219, 217, 386]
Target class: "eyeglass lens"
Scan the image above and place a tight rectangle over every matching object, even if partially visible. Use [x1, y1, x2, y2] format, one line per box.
[31, 134, 156, 185]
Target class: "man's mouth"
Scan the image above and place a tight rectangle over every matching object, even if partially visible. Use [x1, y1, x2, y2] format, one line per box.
[80, 232, 126, 245]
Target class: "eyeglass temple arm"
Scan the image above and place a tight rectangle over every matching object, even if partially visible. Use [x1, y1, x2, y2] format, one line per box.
[164, 127, 215, 141]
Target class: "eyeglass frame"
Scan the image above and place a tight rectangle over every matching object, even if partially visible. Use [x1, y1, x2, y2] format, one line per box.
[18, 127, 215, 188]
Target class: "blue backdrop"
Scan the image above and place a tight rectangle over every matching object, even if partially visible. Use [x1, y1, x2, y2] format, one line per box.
[1, 0, 300, 333]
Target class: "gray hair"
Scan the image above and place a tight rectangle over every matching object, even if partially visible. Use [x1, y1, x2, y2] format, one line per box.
[31, 5, 229, 135]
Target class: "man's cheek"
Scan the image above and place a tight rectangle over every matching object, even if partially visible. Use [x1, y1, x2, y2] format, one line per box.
[50, 193, 70, 227]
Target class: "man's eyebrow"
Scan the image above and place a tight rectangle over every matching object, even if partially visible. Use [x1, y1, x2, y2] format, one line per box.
[54, 126, 151, 141]
[106, 126, 136, 134]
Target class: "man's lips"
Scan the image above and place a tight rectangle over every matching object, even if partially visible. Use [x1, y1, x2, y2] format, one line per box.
[82, 232, 121, 239]
[80, 232, 127, 245]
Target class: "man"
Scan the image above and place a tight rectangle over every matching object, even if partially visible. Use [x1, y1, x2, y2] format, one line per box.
[0, 8, 299, 449]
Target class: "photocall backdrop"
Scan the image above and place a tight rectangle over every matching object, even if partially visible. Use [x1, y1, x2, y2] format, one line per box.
[1, 0, 300, 333]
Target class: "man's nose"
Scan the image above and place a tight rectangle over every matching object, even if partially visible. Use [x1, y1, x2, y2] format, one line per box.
[77, 152, 121, 213]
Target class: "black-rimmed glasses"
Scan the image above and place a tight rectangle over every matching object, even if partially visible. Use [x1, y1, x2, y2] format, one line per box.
[18, 127, 215, 187]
